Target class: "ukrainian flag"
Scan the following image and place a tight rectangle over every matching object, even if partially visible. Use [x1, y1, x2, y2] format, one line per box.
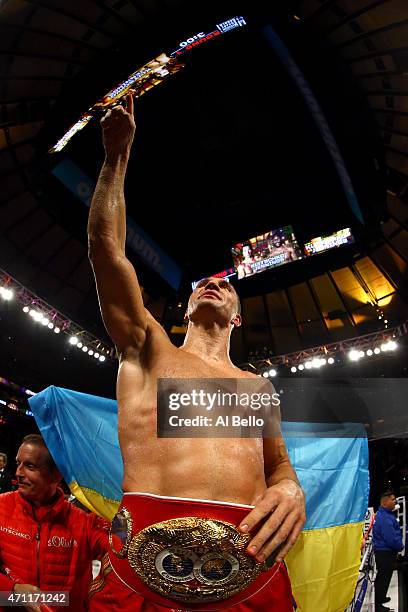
[29, 386, 368, 612]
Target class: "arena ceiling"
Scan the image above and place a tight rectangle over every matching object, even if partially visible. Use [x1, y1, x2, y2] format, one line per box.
[0, 0, 408, 393]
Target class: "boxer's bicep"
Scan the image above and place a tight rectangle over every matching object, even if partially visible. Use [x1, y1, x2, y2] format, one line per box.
[90, 246, 147, 355]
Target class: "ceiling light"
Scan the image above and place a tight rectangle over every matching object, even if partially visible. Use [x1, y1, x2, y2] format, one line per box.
[0, 288, 13, 300]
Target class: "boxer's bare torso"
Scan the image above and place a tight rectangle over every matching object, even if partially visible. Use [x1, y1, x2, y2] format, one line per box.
[118, 313, 267, 504]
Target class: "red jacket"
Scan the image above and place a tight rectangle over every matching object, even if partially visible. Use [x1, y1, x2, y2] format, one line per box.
[0, 489, 109, 611]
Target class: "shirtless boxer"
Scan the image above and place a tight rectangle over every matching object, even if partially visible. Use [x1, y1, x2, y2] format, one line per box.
[267, 233, 296, 262]
[87, 94, 306, 611]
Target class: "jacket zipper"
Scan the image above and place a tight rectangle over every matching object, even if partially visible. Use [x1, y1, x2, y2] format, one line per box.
[35, 521, 41, 588]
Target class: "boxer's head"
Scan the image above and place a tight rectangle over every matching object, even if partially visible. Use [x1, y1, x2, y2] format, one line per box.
[186, 277, 241, 329]
[270, 234, 282, 248]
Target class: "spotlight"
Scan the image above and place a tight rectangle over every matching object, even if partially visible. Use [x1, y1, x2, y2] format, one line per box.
[82, 346, 88, 353]
[48, 322, 54, 329]
[320, 358, 327, 366]
[348, 350, 361, 361]
[262, 372, 269, 378]
[94, 353, 99, 359]
[374, 347, 380, 355]
[298, 364, 304, 371]
[305, 362, 312, 370]
[384, 320, 388, 324]
[29, 309, 36, 318]
[290, 366, 297, 373]
[99, 355, 106, 362]
[69, 336, 78, 345]
[311, 358, 321, 368]
[269, 369, 277, 377]
[366, 349, 373, 356]
[41, 317, 49, 326]
[77, 342, 83, 349]
[381, 340, 397, 351]
[22, 306, 29, 313]
[0, 288, 13, 300]
[328, 357, 334, 365]
[54, 327, 60, 334]
[88, 350, 94, 356]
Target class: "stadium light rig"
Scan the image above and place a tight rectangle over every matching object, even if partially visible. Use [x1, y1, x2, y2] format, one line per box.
[0, 268, 114, 364]
[247, 322, 406, 376]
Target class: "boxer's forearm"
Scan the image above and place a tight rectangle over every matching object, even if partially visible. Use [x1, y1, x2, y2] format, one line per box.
[265, 460, 301, 489]
[88, 154, 129, 253]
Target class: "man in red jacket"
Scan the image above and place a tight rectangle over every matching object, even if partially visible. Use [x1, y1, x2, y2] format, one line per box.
[0, 434, 109, 611]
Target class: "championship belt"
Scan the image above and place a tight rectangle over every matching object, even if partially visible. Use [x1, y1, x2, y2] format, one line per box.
[110, 510, 266, 603]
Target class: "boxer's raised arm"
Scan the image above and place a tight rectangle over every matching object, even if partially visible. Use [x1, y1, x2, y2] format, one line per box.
[88, 94, 147, 356]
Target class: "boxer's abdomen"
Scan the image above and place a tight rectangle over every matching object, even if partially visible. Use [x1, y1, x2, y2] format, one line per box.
[121, 434, 266, 505]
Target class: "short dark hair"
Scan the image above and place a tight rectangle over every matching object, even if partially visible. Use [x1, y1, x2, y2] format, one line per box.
[380, 491, 395, 503]
[0, 453, 7, 465]
[21, 434, 58, 473]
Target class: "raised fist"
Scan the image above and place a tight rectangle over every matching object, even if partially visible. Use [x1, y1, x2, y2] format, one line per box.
[101, 93, 136, 160]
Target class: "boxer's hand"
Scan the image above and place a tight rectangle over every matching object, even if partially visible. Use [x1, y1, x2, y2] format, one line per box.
[101, 93, 135, 161]
[13, 583, 42, 611]
[239, 479, 306, 564]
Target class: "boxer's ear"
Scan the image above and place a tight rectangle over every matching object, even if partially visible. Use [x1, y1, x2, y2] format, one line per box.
[231, 314, 241, 328]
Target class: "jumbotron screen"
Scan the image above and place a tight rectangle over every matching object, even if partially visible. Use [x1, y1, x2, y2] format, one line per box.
[304, 227, 354, 256]
[232, 226, 302, 280]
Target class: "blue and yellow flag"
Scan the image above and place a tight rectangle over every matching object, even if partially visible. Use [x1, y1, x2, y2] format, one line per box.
[29, 386, 368, 612]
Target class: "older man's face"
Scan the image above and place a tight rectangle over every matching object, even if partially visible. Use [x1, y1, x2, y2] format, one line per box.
[15, 443, 59, 504]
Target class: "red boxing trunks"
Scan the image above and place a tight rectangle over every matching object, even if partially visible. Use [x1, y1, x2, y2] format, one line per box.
[108, 492, 293, 611]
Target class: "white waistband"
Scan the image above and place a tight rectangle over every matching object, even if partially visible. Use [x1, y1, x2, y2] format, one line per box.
[122, 491, 254, 509]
